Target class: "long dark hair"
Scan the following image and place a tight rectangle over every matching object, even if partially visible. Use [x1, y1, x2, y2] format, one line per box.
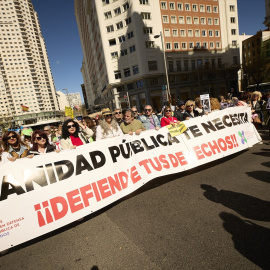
[31, 130, 49, 152]
[62, 119, 80, 139]
[82, 116, 94, 129]
[2, 131, 26, 152]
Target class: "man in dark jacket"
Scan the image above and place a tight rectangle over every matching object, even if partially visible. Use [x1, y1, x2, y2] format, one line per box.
[174, 100, 185, 122]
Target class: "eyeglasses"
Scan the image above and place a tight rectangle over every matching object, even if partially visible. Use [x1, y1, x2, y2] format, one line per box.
[165, 110, 172, 112]
[105, 114, 112, 117]
[7, 135, 16, 140]
[67, 124, 76, 129]
[35, 136, 46, 141]
[44, 129, 50, 132]
[187, 105, 194, 107]
[115, 112, 122, 115]
[145, 109, 152, 112]
[132, 110, 138, 113]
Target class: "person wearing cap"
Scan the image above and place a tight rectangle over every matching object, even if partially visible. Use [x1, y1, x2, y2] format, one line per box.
[113, 108, 124, 125]
[120, 110, 145, 135]
[96, 108, 123, 140]
[138, 105, 161, 130]
[174, 100, 186, 122]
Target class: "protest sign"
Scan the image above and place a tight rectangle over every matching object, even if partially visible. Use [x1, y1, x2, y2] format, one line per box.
[0, 107, 261, 251]
[166, 122, 187, 137]
[200, 94, 211, 113]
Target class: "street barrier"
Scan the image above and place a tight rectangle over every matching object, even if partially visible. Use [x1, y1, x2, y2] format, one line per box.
[0, 106, 261, 252]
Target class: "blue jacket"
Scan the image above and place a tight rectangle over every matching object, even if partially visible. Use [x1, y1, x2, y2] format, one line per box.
[138, 114, 161, 130]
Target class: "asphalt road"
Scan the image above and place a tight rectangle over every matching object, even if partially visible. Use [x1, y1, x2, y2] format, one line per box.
[1, 129, 269, 270]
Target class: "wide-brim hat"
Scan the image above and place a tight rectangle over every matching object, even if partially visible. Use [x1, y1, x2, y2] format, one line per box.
[102, 108, 112, 115]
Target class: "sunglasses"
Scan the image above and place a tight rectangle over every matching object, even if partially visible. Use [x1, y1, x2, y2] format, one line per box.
[67, 124, 76, 129]
[105, 114, 112, 117]
[115, 112, 122, 115]
[35, 136, 46, 141]
[132, 110, 138, 113]
[165, 110, 172, 112]
[7, 135, 16, 140]
[145, 109, 152, 112]
[187, 105, 194, 107]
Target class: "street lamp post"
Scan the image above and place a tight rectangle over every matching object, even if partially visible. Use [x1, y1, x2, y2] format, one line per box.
[154, 31, 171, 104]
[62, 88, 72, 107]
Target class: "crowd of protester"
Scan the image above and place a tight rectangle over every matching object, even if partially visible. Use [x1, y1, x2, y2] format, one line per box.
[0, 91, 269, 163]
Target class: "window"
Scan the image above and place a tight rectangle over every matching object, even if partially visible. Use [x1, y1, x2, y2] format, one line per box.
[184, 60, 188, 71]
[148, 61, 157, 71]
[185, 3, 190, 11]
[200, 5, 205, 12]
[214, 18, 219, 25]
[136, 80, 143, 88]
[102, 0, 110, 5]
[233, 56, 238, 64]
[213, 6, 218, 13]
[201, 17, 206, 24]
[121, 49, 128, 56]
[172, 29, 178, 36]
[164, 29, 171, 37]
[230, 5, 235, 12]
[208, 18, 212, 25]
[139, 0, 149, 4]
[127, 31, 134, 39]
[143, 27, 152, 34]
[202, 30, 207, 37]
[231, 17, 235, 23]
[192, 4, 197, 11]
[107, 25, 114, 33]
[141, 12, 151, 20]
[161, 2, 167, 9]
[202, 42, 207, 49]
[118, 35, 125, 43]
[195, 30, 200, 37]
[179, 16, 185, 24]
[114, 7, 121, 16]
[186, 16, 192, 24]
[149, 78, 158, 85]
[166, 43, 172, 50]
[209, 42, 214, 48]
[129, 45, 136, 53]
[174, 43, 179, 49]
[232, 40, 237, 46]
[169, 2, 175, 9]
[125, 17, 132, 25]
[145, 41, 155, 48]
[114, 70, 121, 79]
[196, 42, 200, 49]
[209, 30, 213, 37]
[109, 38, 116, 46]
[189, 42, 194, 49]
[124, 68, 131, 77]
[123, 2, 129, 11]
[231, 29, 236, 35]
[163, 15, 169, 23]
[180, 29, 186, 37]
[133, 65, 139, 74]
[127, 83, 134, 90]
[177, 3, 183, 10]
[176, 60, 181, 71]
[206, 6, 211, 12]
[188, 30, 193, 37]
[181, 42, 187, 49]
[104, 11, 112, 19]
[116, 21, 123, 29]
[215, 30, 220, 37]
[216, 42, 221, 48]
[171, 16, 177, 23]
[194, 17, 199, 24]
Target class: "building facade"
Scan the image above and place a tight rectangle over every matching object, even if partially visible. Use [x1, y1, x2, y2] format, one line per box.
[0, 0, 60, 126]
[75, 0, 240, 111]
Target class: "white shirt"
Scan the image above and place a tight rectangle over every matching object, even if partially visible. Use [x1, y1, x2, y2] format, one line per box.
[96, 125, 123, 140]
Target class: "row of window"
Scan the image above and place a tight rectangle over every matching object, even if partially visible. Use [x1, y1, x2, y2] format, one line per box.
[104, 2, 129, 19]
[161, 2, 218, 13]
[110, 45, 136, 56]
[164, 29, 221, 38]
[162, 15, 221, 25]
[114, 65, 140, 79]
[106, 17, 131, 32]
[108, 32, 134, 46]
[164, 41, 221, 50]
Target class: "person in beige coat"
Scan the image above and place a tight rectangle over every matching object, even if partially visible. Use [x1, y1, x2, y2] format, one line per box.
[60, 118, 93, 150]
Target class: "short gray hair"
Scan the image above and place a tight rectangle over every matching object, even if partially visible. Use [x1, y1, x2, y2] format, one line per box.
[44, 126, 51, 131]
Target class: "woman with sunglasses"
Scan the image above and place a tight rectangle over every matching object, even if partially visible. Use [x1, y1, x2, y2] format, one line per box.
[60, 118, 93, 150]
[1, 131, 30, 162]
[27, 130, 59, 157]
[160, 106, 179, 127]
[96, 108, 123, 140]
[183, 100, 200, 121]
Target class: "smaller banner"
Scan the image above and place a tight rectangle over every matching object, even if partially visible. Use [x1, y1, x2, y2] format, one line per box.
[65, 106, 74, 118]
[200, 94, 211, 113]
[21, 104, 29, 112]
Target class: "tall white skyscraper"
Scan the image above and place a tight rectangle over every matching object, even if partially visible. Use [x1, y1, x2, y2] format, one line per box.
[0, 0, 59, 125]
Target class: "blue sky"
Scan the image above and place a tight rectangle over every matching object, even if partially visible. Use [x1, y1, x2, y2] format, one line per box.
[31, 0, 266, 99]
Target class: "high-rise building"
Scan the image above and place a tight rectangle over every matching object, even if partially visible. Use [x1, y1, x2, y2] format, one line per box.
[264, 0, 270, 28]
[0, 0, 60, 126]
[75, 0, 240, 111]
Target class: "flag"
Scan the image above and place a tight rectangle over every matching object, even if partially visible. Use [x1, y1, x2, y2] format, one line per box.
[21, 104, 29, 112]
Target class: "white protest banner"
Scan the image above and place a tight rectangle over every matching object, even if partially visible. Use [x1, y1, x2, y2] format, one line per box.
[0, 107, 261, 251]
